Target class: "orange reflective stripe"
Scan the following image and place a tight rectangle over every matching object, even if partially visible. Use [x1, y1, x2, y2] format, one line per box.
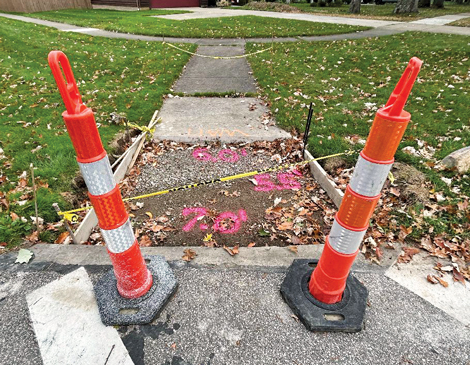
[337, 185, 380, 229]
[89, 186, 129, 230]
[362, 111, 409, 163]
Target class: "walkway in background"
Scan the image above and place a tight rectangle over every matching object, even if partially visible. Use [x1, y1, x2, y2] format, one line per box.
[0, 11, 469, 43]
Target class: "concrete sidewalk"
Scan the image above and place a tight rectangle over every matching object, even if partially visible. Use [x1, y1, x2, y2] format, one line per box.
[1, 11, 469, 43]
[1, 245, 469, 365]
[154, 6, 399, 28]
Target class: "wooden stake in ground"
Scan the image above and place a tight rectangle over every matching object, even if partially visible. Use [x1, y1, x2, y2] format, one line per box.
[30, 163, 40, 235]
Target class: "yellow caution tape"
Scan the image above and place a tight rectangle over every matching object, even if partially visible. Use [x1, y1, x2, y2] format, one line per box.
[163, 42, 273, 60]
[62, 212, 79, 223]
[57, 150, 355, 223]
[126, 121, 158, 135]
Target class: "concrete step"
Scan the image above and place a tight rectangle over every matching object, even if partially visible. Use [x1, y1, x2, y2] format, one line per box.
[153, 97, 291, 143]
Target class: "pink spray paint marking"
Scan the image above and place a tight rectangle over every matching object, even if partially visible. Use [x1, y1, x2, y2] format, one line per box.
[277, 171, 302, 190]
[218, 149, 239, 163]
[182, 207, 247, 234]
[254, 170, 302, 192]
[192, 147, 246, 163]
[193, 148, 212, 162]
[213, 209, 247, 234]
[182, 207, 208, 232]
[254, 174, 277, 192]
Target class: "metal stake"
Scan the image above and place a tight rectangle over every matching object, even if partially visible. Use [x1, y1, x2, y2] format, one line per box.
[302, 102, 314, 157]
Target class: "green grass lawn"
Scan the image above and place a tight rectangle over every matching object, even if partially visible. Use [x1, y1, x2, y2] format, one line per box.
[450, 17, 470, 26]
[0, 18, 194, 246]
[240, 1, 470, 22]
[21, 9, 370, 38]
[247, 33, 469, 241]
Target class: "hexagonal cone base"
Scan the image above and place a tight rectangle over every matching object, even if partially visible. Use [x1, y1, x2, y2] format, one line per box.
[94, 255, 178, 326]
[280, 259, 368, 332]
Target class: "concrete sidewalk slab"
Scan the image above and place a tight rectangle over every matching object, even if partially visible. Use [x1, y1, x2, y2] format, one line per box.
[27, 267, 133, 365]
[411, 13, 470, 25]
[386, 253, 470, 326]
[154, 7, 399, 28]
[154, 97, 291, 143]
[384, 22, 470, 36]
[141, 266, 470, 365]
[173, 46, 257, 94]
[25, 243, 400, 271]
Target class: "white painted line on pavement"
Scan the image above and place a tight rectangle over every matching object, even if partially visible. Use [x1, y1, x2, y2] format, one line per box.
[385, 253, 470, 326]
[27, 267, 134, 365]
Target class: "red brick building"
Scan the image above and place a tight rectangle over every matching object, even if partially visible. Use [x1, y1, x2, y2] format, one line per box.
[91, 0, 215, 7]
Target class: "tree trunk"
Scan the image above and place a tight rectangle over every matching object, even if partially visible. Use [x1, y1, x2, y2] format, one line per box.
[349, 0, 361, 13]
[394, 0, 418, 13]
[418, 0, 430, 7]
[432, 0, 444, 8]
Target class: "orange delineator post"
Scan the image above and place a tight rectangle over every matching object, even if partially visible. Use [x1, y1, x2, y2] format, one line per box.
[48, 51, 153, 299]
[309, 57, 423, 304]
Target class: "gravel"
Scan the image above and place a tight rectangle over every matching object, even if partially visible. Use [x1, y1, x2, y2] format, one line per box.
[134, 145, 286, 195]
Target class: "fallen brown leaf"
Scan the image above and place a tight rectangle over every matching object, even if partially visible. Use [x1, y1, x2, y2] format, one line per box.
[288, 246, 298, 254]
[427, 274, 438, 284]
[140, 235, 152, 247]
[55, 231, 69, 244]
[436, 276, 449, 288]
[277, 221, 293, 231]
[223, 245, 239, 256]
[182, 248, 197, 262]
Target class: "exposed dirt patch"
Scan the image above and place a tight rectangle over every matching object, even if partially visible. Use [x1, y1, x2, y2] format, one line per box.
[129, 173, 330, 248]
[391, 162, 430, 204]
[323, 156, 349, 175]
[91, 139, 337, 248]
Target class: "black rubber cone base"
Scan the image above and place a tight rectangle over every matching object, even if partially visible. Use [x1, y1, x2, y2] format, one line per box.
[94, 255, 178, 326]
[280, 259, 368, 333]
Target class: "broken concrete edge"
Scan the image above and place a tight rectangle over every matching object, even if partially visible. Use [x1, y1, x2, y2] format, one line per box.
[73, 110, 160, 243]
[304, 149, 344, 208]
[21, 244, 398, 273]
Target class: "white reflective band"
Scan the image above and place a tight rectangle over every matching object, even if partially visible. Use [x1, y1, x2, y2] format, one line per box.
[101, 219, 135, 254]
[349, 155, 392, 197]
[329, 219, 367, 254]
[78, 156, 115, 196]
